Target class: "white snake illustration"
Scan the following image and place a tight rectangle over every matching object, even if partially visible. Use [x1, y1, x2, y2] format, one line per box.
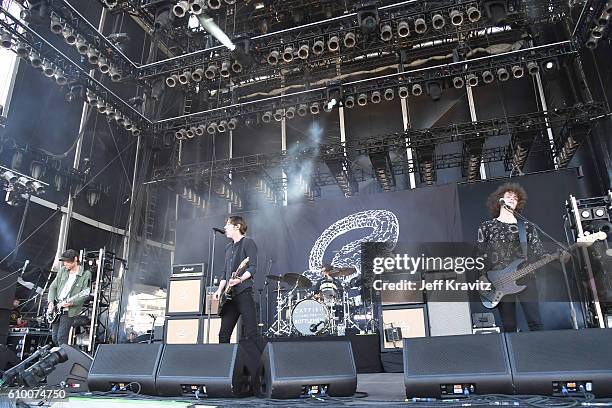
[305, 210, 400, 282]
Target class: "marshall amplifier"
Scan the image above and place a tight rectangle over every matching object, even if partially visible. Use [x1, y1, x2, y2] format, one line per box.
[167, 263, 208, 316]
[171, 263, 206, 278]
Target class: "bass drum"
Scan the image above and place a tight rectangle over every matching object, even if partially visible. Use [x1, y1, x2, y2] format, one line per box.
[291, 299, 329, 336]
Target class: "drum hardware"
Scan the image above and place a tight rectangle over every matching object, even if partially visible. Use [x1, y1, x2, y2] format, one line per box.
[329, 267, 356, 278]
[282, 272, 313, 289]
[267, 276, 292, 336]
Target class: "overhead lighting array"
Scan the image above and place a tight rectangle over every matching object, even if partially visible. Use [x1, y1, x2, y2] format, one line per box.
[214, 181, 243, 209]
[180, 185, 206, 209]
[585, 1, 612, 49]
[0, 165, 47, 206]
[86, 90, 141, 136]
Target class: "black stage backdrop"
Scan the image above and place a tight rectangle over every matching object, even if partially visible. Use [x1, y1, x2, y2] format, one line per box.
[176, 170, 581, 331]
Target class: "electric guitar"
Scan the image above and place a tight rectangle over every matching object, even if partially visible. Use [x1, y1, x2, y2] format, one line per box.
[218, 257, 250, 317]
[46, 289, 90, 324]
[479, 231, 606, 308]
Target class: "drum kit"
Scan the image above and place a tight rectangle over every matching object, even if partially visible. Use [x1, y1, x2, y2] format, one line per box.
[266, 268, 376, 337]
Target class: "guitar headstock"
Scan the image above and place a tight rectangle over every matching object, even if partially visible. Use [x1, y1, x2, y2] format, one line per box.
[576, 231, 607, 245]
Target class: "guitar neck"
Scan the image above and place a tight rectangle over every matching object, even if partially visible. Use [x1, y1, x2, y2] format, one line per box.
[511, 243, 581, 281]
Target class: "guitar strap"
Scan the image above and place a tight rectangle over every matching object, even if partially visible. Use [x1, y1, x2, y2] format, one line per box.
[517, 219, 529, 260]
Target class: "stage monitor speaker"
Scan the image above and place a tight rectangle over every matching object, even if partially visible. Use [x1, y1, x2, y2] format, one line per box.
[507, 328, 612, 397]
[256, 340, 357, 399]
[156, 344, 250, 397]
[46, 345, 93, 392]
[380, 306, 427, 350]
[88, 343, 163, 395]
[202, 316, 238, 344]
[166, 277, 205, 315]
[164, 316, 202, 344]
[403, 334, 513, 398]
[425, 271, 472, 336]
[0, 344, 19, 371]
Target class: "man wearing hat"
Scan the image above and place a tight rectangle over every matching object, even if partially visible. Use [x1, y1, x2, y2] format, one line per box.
[47, 249, 92, 346]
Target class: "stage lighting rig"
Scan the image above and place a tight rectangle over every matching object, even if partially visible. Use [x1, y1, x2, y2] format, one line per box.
[356, 2, 379, 35]
[0, 165, 49, 206]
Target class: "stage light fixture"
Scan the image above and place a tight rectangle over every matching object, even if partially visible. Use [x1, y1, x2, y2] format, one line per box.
[54, 69, 68, 86]
[543, 59, 558, 71]
[15, 42, 28, 58]
[96, 99, 107, 114]
[205, 64, 218, 79]
[344, 32, 356, 48]
[173, 1, 190, 17]
[312, 39, 325, 55]
[65, 85, 82, 103]
[282, 46, 294, 62]
[398, 86, 409, 98]
[226, 118, 237, 130]
[2, 170, 18, 184]
[273, 109, 284, 121]
[191, 0, 206, 14]
[285, 107, 296, 119]
[41, 59, 56, 77]
[86, 187, 101, 207]
[357, 3, 379, 35]
[86, 90, 98, 106]
[585, 35, 598, 49]
[432, 13, 445, 30]
[298, 44, 309, 59]
[114, 112, 125, 125]
[61, 25, 76, 45]
[452, 76, 464, 88]
[482, 70, 494, 84]
[466, 73, 478, 87]
[414, 17, 427, 34]
[104, 103, 115, 116]
[426, 81, 442, 101]
[220, 60, 230, 77]
[109, 66, 122, 82]
[344, 95, 355, 108]
[411, 83, 423, 96]
[29, 51, 42, 68]
[297, 104, 308, 116]
[327, 35, 340, 52]
[483, 0, 508, 25]
[511, 64, 524, 78]
[86, 47, 99, 65]
[132, 127, 142, 137]
[208, 0, 221, 10]
[261, 111, 272, 123]
[104, 0, 118, 8]
[467, 4, 481, 22]
[194, 125, 205, 136]
[310, 102, 320, 114]
[526, 61, 539, 75]
[397, 20, 410, 37]
[450, 9, 464, 26]
[267, 50, 280, 65]
[357, 93, 368, 106]
[123, 119, 133, 131]
[497, 67, 510, 81]
[191, 67, 204, 81]
[50, 13, 63, 34]
[380, 23, 393, 41]
[95, 56, 109, 74]
[74, 35, 88, 55]
[383, 88, 394, 101]
[592, 25, 605, 39]
[0, 31, 12, 49]
[166, 74, 178, 87]
[207, 121, 218, 133]
[29, 162, 45, 180]
[186, 127, 195, 138]
[178, 70, 192, 85]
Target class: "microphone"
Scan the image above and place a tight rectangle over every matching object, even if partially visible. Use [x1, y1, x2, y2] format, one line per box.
[499, 198, 512, 210]
[212, 227, 225, 234]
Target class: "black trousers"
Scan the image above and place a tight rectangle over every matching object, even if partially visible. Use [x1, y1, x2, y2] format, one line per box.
[51, 312, 74, 346]
[497, 278, 543, 332]
[219, 289, 264, 350]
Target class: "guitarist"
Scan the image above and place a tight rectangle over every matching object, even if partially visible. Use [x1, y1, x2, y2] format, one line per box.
[213, 216, 263, 351]
[46, 249, 91, 346]
[477, 183, 546, 333]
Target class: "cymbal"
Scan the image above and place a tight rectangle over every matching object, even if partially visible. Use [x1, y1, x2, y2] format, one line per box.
[329, 267, 356, 278]
[282, 272, 312, 289]
[266, 274, 283, 282]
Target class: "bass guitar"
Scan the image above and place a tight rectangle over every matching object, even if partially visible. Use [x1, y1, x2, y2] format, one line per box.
[46, 288, 90, 324]
[479, 231, 606, 308]
[218, 257, 250, 317]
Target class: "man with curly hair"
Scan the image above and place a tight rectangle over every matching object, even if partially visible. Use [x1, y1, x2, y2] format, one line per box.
[477, 183, 546, 332]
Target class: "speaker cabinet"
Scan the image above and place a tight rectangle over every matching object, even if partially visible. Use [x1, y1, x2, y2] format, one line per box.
[46, 345, 93, 392]
[380, 306, 427, 350]
[256, 340, 357, 398]
[403, 334, 513, 398]
[156, 344, 250, 397]
[202, 317, 238, 344]
[166, 277, 205, 315]
[507, 329, 612, 397]
[164, 316, 202, 344]
[88, 344, 163, 395]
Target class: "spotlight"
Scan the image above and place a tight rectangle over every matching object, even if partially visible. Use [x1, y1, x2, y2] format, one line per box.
[205, 64, 218, 79]
[526, 61, 539, 75]
[192, 67, 204, 81]
[344, 95, 355, 108]
[452, 76, 464, 88]
[585, 35, 598, 49]
[397, 21, 410, 37]
[61, 25, 76, 45]
[414, 17, 427, 34]
[175, 129, 187, 140]
[312, 39, 325, 55]
[105, 0, 118, 7]
[178, 70, 192, 85]
[343, 32, 356, 48]
[323, 99, 336, 112]
[194, 125, 205, 136]
[310, 102, 320, 114]
[466, 73, 478, 86]
[497, 67, 510, 81]
[432, 13, 445, 30]
[261, 111, 272, 123]
[65, 85, 82, 102]
[357, 93, 368, 106]
[96, 99, 107, 114]
[29, 51, 42, 68]
[54, 69, 68, 86]
[227, 117, 238, 129]
[104, 103, 114, 116]
[297, 44, 309, 59]
[166, 74, 179, 87]
[50, 13, 63, 34]
[273, 109, 284, 121]
[383, 88, 394, 101]
[41, 59, 56, 77]
[0, 31, 11, 49]
[327, 35, 340, 52]
[220, 60, 230, 77]
[15, 42, 29, 58]
[86, 90, 98, 106]
[450, 9, 464, 26]
[482, 70, 494, 84]
[2, 170, 18, 184]
[186, 127, 195, 138]
[282, 46, 294, 63]
[207, 122, 218, 134]
[123, 119, 133, 131]
[114, 112, 125, 125]
[297, 104, 308, 116]
[511, 64, 524, 78]
[109, 66, 122, 82]
[411, 83, 423, 96]
[267, 50, 280, 65]
[74, 35, 88, 55]
[467, 4, 481, 22]
[543, 59, 558, 71]
[30, 161, 46, 179]
[98, 56, 110, 73]
[132, 128, 141, 137]
[380, 24, 392, 41]
[208, 0, 221, 10]
[357, 3, 380, 35]
[285, 106, 296, 119]
[173, 0, 190, 17]
[86, 47, 99, 65]
[218, 120, 228, 132]
[398, 86, 409, 98]
[592, 25, 605, 39]
[191, 0, 206, 14]
[426, 81, 442, 101]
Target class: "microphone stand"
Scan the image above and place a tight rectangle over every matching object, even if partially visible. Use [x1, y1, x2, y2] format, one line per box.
[205, 229, 220, 344]
[502, 203, 579, 329]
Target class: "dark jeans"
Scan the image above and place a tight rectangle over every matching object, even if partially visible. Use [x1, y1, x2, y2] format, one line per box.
[219, 289, 264, 350]
[498, 278, 543, 332]
[51, 312, 74, 346]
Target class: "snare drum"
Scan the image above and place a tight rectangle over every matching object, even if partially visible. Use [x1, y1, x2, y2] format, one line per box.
[291, 299, 329, 336]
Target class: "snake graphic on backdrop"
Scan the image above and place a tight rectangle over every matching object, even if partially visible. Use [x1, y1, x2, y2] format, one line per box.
[304, 210, 400, 284]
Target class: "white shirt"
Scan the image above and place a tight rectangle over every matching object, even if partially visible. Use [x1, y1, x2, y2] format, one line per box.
[58, 272, 78, 301]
